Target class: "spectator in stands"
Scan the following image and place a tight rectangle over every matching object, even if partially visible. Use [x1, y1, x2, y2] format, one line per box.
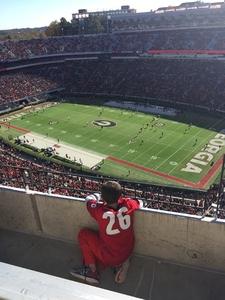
[70, 181, 142, 284]
[2, 27, 225, 63]
[65, 58, 225, 111]
[0, 66, 62, 105]
[0, 138, 214, 217]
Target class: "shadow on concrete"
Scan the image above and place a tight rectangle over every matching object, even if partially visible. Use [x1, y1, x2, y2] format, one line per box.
[0, 229, 224, 300]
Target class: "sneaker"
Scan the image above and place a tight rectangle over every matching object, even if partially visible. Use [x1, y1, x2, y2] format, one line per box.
[70, 266, 100, 284]
[114, 258, 130, 284]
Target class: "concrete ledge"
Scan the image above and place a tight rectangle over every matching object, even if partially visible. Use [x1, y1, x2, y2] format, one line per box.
[0, 262, 142, 300]
[1, 229, 225, 300]
[1, 185, 225, 272]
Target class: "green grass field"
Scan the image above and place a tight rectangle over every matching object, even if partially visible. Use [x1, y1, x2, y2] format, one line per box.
[1, 102, 225, 189]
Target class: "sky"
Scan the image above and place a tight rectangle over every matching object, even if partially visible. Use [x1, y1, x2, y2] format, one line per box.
[0, 0, 222, 30]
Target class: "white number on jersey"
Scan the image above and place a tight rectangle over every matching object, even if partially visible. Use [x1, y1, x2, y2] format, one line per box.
[102, 207, 131, 235]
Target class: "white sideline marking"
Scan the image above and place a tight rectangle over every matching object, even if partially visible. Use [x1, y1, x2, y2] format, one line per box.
[75, 134, 81, 138]
[109, 144, 116, 148]
[19, 132, 106, 168]
[61, 130, 67, 134]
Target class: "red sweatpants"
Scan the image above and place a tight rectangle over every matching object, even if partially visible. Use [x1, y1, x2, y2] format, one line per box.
[78, 228, 126, 268]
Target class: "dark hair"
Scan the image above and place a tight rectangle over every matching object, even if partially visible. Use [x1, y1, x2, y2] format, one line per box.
[101, 181, 122, 204]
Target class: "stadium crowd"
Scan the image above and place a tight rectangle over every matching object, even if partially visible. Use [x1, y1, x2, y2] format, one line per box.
[0, 140, 219, 217]
[0, 25, 225, 218]
[0, 66, 62, 104]
[0, 140, 92, 198]
[1, 27, 225, 62]
[1, 56, 225, 110]
[65, 59, 225, 111]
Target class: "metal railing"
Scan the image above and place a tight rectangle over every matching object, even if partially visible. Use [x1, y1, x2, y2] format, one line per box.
[216, 154, 225, 219]
[0, 164, 214, 217]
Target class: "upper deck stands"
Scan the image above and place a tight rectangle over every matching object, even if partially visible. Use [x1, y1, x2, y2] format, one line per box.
[3, 27, 225, 63]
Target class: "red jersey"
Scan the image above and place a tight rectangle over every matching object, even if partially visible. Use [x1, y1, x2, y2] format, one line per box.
[86, 196, 141, 262]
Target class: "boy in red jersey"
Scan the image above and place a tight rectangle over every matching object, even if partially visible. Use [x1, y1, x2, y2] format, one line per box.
[70, 181, 142, 284]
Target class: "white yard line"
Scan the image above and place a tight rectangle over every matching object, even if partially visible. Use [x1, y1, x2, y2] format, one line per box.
[124, 122, 176, 163]
[157, 118, 224, 172]
[168, 131, 217, 175]
[0, 102, 58, 122]
[154, 128, 204, 171]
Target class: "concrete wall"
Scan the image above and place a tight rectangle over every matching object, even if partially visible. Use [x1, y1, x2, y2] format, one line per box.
[1, 185, 225, 272]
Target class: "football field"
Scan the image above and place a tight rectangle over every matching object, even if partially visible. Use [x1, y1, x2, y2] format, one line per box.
[1, 102, 225, 190]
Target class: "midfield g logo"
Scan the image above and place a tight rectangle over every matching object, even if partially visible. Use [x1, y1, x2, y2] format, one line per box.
[93, 120, 117, 127]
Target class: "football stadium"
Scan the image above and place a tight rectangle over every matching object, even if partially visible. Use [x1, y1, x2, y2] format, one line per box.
[1, 101, 225, 189]
[1, 1, 225, 299]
